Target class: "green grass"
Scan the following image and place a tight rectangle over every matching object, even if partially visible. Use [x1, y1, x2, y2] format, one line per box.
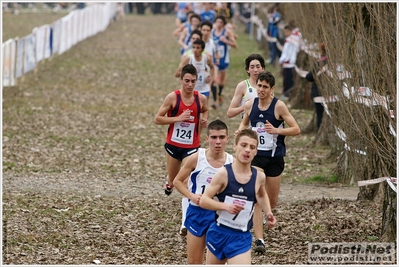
[2, 12, 66, 41]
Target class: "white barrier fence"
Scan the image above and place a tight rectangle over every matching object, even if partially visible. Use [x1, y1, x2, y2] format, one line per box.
[2, 3, 117, 87]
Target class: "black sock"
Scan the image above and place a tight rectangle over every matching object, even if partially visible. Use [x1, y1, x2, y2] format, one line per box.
[211, 84, 217, 102]
[219, 85, 224, 96]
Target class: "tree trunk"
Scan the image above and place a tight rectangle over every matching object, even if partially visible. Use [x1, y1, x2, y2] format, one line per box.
[381, 182, 397, 242]
[290, 50, 313, 110]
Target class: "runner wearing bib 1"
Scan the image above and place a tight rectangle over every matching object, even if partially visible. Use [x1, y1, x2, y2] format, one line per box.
[185, 148, 234, 236]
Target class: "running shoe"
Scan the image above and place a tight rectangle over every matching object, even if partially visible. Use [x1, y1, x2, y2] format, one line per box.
[180, 226, 187, 237]
[165, 182, 173, 196]
[254, 239, 266, 255]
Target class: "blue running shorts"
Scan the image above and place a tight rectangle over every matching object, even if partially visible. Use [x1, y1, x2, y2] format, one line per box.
[185, 204, 215, 237]
[205, 222, 252, 260]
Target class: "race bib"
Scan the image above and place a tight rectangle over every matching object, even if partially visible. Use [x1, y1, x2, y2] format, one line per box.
[217, 195, 253, 231]
[252, 126, 274, 151]
[171, 122, 195, 145]
[195, 175, 213, 195]
[196, 73, 204, 85]
[217, 45, 225, 58]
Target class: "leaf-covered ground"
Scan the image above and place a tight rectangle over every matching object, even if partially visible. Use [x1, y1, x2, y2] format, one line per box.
[2, 190, 382, 265]
[2, 12, 387, 265]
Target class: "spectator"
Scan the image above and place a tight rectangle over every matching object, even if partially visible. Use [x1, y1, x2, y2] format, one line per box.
[77, 2, 85, 9]
[126, 3, 133, 14]
[266, 4, 281, 64]
[165, 3, 174, 14]
[238, 3, 252, 34]
[151, 3, 162, 14]
[278, 23, 302, 99]
[306, 43, 327, 129]
[136, 3, 146, 15]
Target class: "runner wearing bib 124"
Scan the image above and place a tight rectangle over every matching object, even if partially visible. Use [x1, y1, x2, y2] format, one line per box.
[166, 90, 201, 151]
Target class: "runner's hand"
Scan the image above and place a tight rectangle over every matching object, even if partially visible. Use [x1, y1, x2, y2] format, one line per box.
[201, 118, 208, 128]
[266, 213, 277, 229]
[234, 130, 240, 138]
[179, 110, 191, 121]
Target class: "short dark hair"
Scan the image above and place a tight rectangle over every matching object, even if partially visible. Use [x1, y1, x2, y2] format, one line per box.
[256, 71, 275, 88]
[181, 64, 197, 79]
[190, 29, 203, 40]
[284, 24, 294, 31]
[235, 129, 258, 146]
[200, 20, 213, 30]
[245, 54, 265, 76]
[190, 13, 201, 23]
[193, 39, 205, 50]
[207, 119, 228, 135]
[214, 15, 227, 25]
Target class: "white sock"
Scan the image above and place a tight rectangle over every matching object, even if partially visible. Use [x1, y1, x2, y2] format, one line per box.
[181, 197, 189, 228]
[258, 238, 265, 244]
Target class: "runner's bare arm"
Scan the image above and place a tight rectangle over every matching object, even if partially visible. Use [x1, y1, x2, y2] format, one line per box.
[267, 101, 300, 136]
[237, 99, 253, 131]
[200, 168, 241, 214]
[255, 172, 277, 229]
[154, 93, 191, 125]
[173, 152, 201, 204]
[227, 81, 246, 118]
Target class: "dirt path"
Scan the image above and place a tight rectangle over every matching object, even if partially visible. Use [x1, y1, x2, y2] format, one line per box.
[279, 183, 358, 201]
[3, 172, 359, 202]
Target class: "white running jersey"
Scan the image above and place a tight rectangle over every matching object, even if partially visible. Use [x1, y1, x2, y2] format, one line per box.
[240, 79, 258, 107]
[188, 148, 234, 206]
[204, 38, 217, 61]
[189, 53, 210, 94]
